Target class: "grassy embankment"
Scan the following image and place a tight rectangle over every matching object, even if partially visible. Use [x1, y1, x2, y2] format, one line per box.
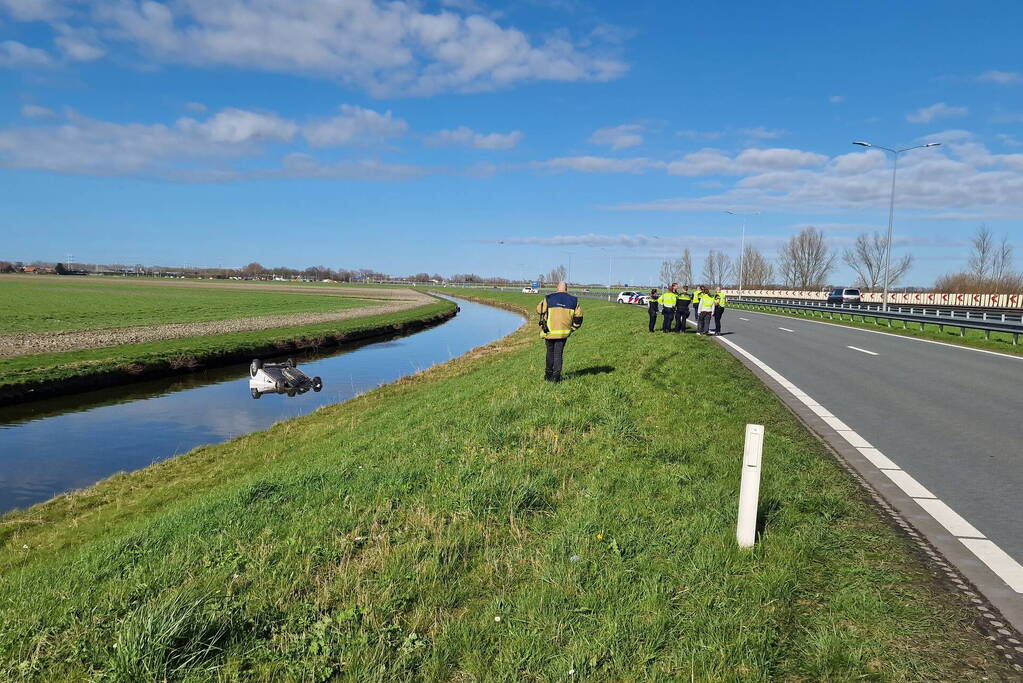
[733, 301, 1023, 356]
[0, 277, 452, 393]
[0, 291, 1015, 680]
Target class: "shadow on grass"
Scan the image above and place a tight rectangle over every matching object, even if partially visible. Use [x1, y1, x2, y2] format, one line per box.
[564, 365, 615, 379]
[756, 498, 783, 541]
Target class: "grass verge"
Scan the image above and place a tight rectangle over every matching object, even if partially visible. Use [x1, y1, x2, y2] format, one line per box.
[0, 276, 379, 334]
[0, 291, 1015, 680]
[0, 300, 455, 401]
[734, 302, 1023, 356]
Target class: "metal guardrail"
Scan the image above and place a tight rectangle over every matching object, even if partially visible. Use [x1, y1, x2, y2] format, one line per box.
[732, 297, 1023, 345]
[736, 296, 1023, 324]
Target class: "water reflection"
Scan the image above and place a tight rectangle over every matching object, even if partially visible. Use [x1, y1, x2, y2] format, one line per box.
[0, 297, 523, 513]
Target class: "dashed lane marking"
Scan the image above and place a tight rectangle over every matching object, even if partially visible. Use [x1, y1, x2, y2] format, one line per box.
[847, 345, 879, 355]
[716, 333, 1023, 597]
[778, 327, 794, 332]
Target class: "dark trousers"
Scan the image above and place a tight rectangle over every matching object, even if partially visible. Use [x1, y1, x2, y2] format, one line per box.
[544, 338, 567, 381]
[648, 309, 658, 332]
[661, 307, 675, 331]
[713, 306, 724, 334]
[675, 306, 689, 332]
[697, 311, 712, 334]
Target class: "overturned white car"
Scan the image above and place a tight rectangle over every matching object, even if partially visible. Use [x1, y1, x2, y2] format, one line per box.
[249, 358, 323, 398]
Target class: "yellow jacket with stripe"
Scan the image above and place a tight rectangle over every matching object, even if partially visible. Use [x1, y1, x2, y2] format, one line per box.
[537, 292, 583, 339]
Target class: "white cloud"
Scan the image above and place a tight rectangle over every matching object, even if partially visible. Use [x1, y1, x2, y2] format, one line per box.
[303, 105, 407, 147]
[616, 141, 1023, 213]
[0, 0, 66, 21]
[676, 129, 723, 140]
[184, 101, 207, 113]
[534, 156, 662, 173]
[425, 125, 522, 150]
[997, 134, 1023, 148]
[906, 102, 969, 124]
[78, 0, 625, 96]
[829, 95, 845, 104]
[666, 147, 826, 176]
[20, 103, 55, 118]
[920, 129, 973, 144]
[0, 107, 437, 182]
[738, 126, 784, 140]
[978, 70, 1022, 85]
[0, 40, 54, 68]
[55, 24, 106, 61]
[177, 108, 298, 144]
[589, 124, 642, 150]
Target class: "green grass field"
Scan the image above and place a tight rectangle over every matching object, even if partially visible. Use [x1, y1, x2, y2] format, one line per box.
[0, 291, 1013, 680]
[0, 300, 456, 391]
[0, 277, 373, 334]
[733, 302, 1023, 356]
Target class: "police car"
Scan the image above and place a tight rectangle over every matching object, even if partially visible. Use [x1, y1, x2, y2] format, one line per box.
[616, 291, 649, 305]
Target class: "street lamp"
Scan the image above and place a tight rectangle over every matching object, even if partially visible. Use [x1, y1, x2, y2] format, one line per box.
[852, 140, 941, 311]
[725, 210, 760, 298]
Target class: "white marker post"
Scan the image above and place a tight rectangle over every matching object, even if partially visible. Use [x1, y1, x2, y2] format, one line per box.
[736, 424, 765, 549]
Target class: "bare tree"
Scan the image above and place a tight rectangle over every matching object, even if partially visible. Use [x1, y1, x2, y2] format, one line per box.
[968, 225, 995, 279]
[544, 264, 567, 284]
[701, 250, 733, 288]
[739, 245, 774, 287]
[776, 226, 834, 289]
[842, 232, 913, 290]
[992, 235, 1014, 281]
[678, 248, 694, 285]
[658, 260, 674, 287]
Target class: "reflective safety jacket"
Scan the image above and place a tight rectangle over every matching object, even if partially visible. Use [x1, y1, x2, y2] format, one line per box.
[696, 292, 716, 313]
[678, 290, 694, 304]
[657, 291, 678, 308]
[537, 292, 583, 339]
[714, 291, 728, 307]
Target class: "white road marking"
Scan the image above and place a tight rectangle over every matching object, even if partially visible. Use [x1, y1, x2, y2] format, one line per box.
[716, 332, 1023, 595]
[959, 540, 1023, 593]
[737, 308, 1023, 362]
[778, 327, 794, 332]
[739, 317, 750, 321]
[847, 345, 878, 356]
[916, 499, 985, 538]
[884, 469, 936, 499]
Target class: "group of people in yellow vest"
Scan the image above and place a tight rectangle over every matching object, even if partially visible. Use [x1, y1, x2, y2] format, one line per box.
[647, 283, 727, 335]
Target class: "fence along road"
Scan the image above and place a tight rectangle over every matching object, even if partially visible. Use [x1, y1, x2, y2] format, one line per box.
[714, 308, 1023, 632]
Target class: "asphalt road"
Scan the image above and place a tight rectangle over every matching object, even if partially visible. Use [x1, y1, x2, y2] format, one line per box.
[718, 309, 1023, 565]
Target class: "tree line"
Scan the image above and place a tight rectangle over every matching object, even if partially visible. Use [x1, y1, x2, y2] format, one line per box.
[656, 225, 1021, 293]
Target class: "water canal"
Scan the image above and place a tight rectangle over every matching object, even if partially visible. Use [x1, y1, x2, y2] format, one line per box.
[0, 296, 523, 514]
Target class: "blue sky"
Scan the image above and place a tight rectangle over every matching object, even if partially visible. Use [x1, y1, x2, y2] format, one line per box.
[1, 0, 1021, 285]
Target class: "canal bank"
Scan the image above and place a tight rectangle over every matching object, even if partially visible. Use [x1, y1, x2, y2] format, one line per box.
[0, 291, 1017, 680]
[0, 296, 457, 407]
[0, 297, 524, 513]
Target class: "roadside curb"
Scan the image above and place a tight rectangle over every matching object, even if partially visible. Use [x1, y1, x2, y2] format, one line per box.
[712, 332, 1023, 667]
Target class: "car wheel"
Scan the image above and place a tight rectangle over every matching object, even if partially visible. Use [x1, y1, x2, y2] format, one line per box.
[250, 359, 262, 377]
[313, 377, 323, 392]
[250, 388, 261, 399]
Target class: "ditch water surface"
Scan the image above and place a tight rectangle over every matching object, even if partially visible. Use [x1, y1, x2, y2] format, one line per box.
[0, 297, 523, 514]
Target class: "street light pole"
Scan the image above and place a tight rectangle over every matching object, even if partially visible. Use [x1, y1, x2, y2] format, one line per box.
[852, 140, 941, 311]
[726, 210, 760, 298]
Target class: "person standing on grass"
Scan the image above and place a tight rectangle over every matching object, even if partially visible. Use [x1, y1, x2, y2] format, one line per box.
[675, 284, 694, 333]
[713, 287, 728, 335]
[696, 285, 715, 335]
[658, 283, 679, 332]
[647, 288, 659, 332]
[537, 281, 583, 382]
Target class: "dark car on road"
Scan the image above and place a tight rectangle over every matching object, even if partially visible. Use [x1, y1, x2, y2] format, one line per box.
[826, 287, 862, 305]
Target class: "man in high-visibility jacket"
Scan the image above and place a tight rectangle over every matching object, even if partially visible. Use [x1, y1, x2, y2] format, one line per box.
[657, 283, 679, 332]
[695, 285, 715, 335]
[713, 288, 728, 335]
[675, 285, 694, 333]
[536, 281, 583, 382]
